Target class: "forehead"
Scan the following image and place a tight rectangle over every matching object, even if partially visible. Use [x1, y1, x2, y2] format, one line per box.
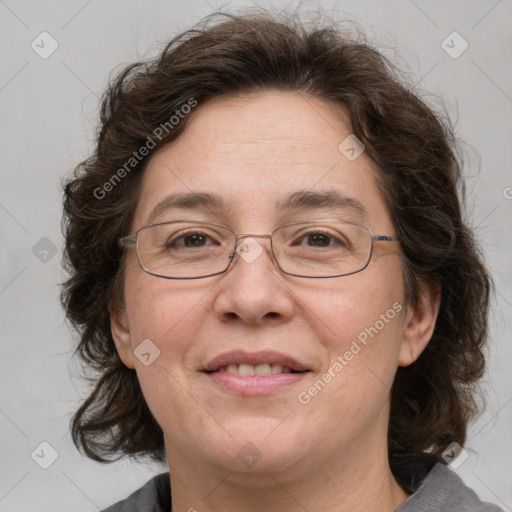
[133, 91, 389, 229]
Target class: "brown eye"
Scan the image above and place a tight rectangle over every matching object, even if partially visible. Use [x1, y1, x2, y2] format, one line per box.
[166, 231, 218, 249]
[292, 229, 348, 249]
[305, 233, 333, 247]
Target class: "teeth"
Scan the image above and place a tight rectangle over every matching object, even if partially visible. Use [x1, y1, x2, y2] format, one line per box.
[271, 363, 283, 375]
[226, 364, 239, 375]
[220, 363, 288, 376]
[238, 364, 254, 377]
[255, 363, 271, 376]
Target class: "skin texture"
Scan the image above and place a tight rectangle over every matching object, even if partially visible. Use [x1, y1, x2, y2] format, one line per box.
[111, 91, 439, 512]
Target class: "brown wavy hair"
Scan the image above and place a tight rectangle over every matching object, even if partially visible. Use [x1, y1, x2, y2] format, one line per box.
[61, 10, 492, 490]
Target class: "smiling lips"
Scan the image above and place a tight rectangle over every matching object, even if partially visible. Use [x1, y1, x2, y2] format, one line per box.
[203, 350, 310, 395]
[203, 350, 309, 374]
[217, 363, 295, 377]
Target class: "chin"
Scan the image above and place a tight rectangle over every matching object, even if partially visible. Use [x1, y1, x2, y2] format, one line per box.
[205, 422, 310, 474]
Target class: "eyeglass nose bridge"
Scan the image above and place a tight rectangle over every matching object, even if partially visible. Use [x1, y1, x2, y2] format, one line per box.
[230, 233, 274, 260]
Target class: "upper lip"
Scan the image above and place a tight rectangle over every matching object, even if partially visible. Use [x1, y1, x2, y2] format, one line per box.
[202, 350, 309, 373]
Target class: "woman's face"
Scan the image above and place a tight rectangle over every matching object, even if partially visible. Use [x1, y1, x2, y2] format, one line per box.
[112, 91, 435, 480]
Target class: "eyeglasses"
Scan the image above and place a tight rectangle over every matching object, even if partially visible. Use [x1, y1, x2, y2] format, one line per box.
[119, 219, 398, 279]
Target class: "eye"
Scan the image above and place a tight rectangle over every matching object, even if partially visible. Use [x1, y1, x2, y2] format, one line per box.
[166, 230, 219, 249]
[304, 232, 334, 247]
[293, 229, 348, 248]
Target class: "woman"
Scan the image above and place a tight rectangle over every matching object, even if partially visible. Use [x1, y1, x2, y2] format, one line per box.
[61, 11, 503, 512]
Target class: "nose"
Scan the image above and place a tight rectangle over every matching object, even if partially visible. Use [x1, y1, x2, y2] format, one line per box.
[213, 235, 295, 326]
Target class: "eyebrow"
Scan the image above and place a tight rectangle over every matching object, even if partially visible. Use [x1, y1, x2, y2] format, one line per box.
[276, 190, 368, 221]
[146, 189, 368, 224]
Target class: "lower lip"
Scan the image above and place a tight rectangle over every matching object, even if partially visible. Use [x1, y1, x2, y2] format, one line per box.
[204, 371, 308, 396]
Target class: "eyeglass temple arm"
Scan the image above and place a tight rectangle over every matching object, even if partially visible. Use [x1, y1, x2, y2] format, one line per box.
[372, 235, 396, 242]
[119, 236, 136, 247]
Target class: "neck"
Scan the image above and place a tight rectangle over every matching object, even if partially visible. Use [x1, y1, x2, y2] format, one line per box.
[166, 433, 409, 512]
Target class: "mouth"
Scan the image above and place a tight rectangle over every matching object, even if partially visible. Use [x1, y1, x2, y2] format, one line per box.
[202, 351, 311, 396]
[209, 363, 302, 377]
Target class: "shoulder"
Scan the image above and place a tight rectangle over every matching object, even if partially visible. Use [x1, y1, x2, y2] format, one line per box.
[398, 463, 505, 512]
[101, 473, 171, 512]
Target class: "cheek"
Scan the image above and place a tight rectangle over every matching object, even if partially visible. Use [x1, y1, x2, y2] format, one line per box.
[122, 274, 206, 399]
[299, 264, 403, 341]
[294, 288, 403, 444]
[125, 270, 208, 350]
[123, 276, 213, 432]
[297, 266, 405, 391]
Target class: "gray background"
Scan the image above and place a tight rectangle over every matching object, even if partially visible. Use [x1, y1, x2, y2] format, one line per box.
[1, 0, 511, 510]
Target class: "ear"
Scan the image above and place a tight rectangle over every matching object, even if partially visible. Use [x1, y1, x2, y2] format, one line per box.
[110, 303, 136, 369]
[398, 282, 440, 367]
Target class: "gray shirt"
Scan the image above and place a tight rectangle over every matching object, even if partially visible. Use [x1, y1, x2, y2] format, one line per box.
[102, 463, 505, 511]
